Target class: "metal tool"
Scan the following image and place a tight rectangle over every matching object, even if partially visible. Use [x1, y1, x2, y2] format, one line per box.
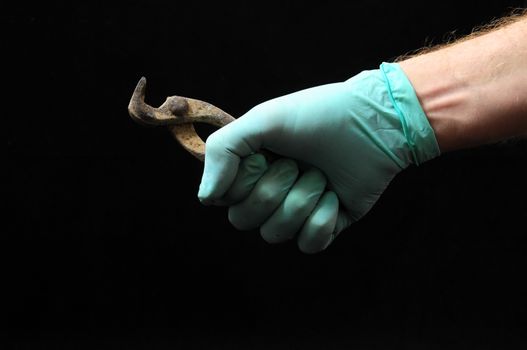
[128, 77, 235, 161]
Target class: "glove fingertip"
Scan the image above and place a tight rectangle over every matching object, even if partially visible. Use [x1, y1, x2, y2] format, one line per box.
[197, 175, 218, 205]
[198, 166, 233, 205]
[197, 183, 215, 205]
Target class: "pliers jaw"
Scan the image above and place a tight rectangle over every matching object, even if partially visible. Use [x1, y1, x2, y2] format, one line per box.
[128, 77, 235, 161]
[128, 76, 190, 126]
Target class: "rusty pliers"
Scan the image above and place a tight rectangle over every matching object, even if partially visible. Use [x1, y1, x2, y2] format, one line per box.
[128, 77, 235, 161]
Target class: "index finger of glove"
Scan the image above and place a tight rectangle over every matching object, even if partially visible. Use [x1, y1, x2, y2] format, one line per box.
[198, 105, 279, 205]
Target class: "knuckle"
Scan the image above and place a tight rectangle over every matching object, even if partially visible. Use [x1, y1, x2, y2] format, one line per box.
[243, 153, 267, 173]
[310, 214, 330, 230]
[297, 219, 333, 254]
[254, 185, 277, 206]
[284, 193, 308, 215]
[205, 130, 221, 147]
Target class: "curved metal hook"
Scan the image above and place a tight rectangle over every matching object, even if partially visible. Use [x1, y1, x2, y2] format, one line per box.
[128, 77, 235, 161]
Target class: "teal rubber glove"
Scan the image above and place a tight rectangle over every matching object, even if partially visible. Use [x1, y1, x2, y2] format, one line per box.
[198, 62, 440, 253]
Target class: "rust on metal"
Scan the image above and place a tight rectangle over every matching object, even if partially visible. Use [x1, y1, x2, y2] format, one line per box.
[128, 77, 235, 161]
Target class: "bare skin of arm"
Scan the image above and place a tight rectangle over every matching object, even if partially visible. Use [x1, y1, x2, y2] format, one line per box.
[399, 12, 527, 152]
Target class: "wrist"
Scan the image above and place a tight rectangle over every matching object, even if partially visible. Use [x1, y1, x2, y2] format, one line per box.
[379, 62, 441, 165]
[398, 55, 470, 153]
[398, 16, 527, 153]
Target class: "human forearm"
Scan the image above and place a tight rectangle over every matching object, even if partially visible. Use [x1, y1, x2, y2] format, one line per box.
[399, 13, 527, 152]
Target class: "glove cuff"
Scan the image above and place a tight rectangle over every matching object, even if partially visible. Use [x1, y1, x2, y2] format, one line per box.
[379, 62, 440, 165]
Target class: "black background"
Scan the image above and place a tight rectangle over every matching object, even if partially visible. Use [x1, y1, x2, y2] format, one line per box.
[5, 1, 527, 348]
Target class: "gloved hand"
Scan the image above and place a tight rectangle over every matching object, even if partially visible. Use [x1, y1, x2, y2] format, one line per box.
[197, 62, 440, 253]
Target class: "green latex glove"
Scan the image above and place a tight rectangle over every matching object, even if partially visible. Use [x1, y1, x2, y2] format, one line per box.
[198, 62, 440, 253]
